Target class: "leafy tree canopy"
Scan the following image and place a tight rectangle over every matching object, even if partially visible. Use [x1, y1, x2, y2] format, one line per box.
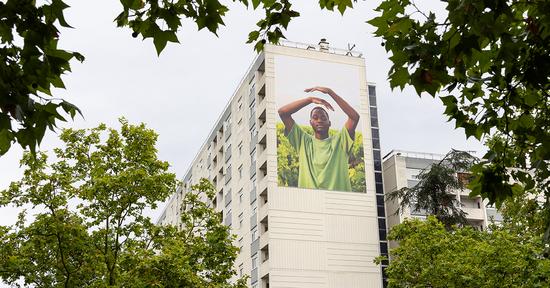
[368, 0, 549, 240]
[378, 217, 550, 288]
[0, 119, 245, 287]
[1, 0, 355, 155]
[3, 0, 547, 246]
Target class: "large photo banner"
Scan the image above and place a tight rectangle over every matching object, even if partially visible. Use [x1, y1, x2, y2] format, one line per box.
[275, 55, 366, 193]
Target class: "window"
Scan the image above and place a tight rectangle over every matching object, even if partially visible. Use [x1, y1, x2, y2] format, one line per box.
[238, 141, 243, 155]
[239, 264, 243, 277]
[251, 227, 258, 241]
[238, 118, 242, 126]
[250, 125, 257, 138]
[252, 254, 258, 270]
[224, 115, 232, 140]
[251, 150, 256, 162]
[238, 212, 244, 228]
[238, 188, 244, 203]
[238, 165, 243, 179]
[225, 144, 232, 163]
[227, 165, 232, 182]
[249, 101, 255, 115]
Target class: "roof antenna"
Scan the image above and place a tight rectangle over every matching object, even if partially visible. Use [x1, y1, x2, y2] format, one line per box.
[346, 43, 356, 56]
[319, 38, 330, 52]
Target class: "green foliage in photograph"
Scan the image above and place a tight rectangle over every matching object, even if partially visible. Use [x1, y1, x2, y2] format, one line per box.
[276, 122, 365, 192]
[377, 217, 550, 288]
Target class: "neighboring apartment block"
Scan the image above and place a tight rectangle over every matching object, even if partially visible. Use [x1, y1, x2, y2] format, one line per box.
[382, 150, 503, 248]
[158, 40, 386, 288]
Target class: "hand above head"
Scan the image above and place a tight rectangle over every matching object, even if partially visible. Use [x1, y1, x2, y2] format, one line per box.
[304, 86, 335, 96]
[310, 97, 334, 111]
[306, 86, 360, 139]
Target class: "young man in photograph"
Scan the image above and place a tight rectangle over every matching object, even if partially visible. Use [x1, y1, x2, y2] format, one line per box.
[278, 86, 360, 192]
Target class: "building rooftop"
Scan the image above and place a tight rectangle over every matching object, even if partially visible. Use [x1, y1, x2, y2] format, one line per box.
[279, 39, 363, 58]
[383, 149, 445, 161]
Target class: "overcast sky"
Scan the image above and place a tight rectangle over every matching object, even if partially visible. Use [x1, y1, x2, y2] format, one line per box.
[0, 1, 485, 225]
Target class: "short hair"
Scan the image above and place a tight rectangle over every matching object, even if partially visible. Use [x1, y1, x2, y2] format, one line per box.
[310, 106, 329, 119]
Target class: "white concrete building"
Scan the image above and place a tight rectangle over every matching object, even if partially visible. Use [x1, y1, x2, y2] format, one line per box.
[382, 150, 503, 248]
[158, 41, 387, 288]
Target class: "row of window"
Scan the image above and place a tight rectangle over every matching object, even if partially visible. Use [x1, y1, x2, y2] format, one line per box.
[369, 85, 388, 288]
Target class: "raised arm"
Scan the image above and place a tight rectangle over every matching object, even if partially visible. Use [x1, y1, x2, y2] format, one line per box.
[305, 87, 360, 139]
[278, 97, 334, 134]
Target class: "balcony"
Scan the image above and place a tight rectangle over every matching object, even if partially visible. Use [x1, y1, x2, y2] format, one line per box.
[258, 154, 267, 179]
[259, 203, 268, 223]
[463, 207, 484, 220]
[258, 127, 267, 148]
[257, 80, 266, 102]
[259, 231, 269, 249]
[258, 108, 266, 129]
[260, 258, 269, 278]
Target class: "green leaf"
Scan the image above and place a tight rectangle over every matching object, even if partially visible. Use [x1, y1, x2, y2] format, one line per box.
[153, 31, 179, 55]
[389, 68, 409, 90]
[43, 0, 72, 28]
[519, 114, 534, 129]
[247, 31, 260, 43]
[252, 0, 261, 9]
[0, 129, 13, 155]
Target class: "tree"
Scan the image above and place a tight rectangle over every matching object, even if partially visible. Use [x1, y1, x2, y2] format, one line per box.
[386, 149, 477, 229]
[378, 216, 550, 288]
[0, 119, 245, 287]
[0, 0, 307, 155]
[1, 0, 358, 155]
[4, 0, 546, 245]
[368, 0, 549, 243]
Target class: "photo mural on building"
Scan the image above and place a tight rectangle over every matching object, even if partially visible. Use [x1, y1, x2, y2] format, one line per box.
[275, 55, 366, 192]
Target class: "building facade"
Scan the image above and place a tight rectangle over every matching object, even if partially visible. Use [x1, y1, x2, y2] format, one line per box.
[382, 150, 503, 248]
[158, 41, 386, 287]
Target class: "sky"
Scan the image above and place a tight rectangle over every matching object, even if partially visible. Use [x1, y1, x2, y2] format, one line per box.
[0, 0, 486, 225]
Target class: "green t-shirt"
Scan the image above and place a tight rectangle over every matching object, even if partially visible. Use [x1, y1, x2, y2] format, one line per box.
[286, 124, 353, 191]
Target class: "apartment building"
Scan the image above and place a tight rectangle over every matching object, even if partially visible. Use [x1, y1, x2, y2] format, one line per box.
[158, 40, 386, 288]
[382, 150, 503, 248]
